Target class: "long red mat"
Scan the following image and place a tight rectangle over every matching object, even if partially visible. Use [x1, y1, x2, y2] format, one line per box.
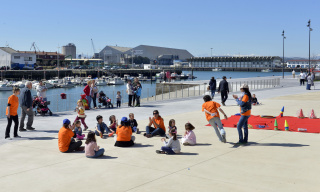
[206, 115, 320, 133]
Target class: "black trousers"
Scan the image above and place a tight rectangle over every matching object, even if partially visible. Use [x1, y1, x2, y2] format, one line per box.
[128, 95, 133, 106]
[300, 79, 305, 85]
[221, 90, 228, 103]
[136, 96, 140, 106]
[92, 94, 97, 108]
[65, 139, 82, 153]
[117, 101, 121, 107]
[6, 115, 19, 138]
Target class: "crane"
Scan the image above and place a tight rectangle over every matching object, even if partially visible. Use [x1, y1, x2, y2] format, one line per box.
[91, 39, 96, 58]
[30, 42, 40, 52]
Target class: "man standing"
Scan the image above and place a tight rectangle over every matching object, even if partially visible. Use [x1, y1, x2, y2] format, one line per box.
[299, 71, 306, 86]
[19, 81, 35, 131]
[218, 76, 229, 106]
[36, 81, 47, 101]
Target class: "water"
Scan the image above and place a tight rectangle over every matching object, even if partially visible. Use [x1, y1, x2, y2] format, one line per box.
[0, 71, 291, 118]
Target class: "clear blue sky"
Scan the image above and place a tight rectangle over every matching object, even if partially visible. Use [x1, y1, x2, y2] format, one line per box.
[1, 0, 319, 58]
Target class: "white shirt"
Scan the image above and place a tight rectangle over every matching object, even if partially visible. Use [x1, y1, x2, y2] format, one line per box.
[36, 85, 47, 98]
[163, 137, 181, 153]
[300, 73, 306, 79]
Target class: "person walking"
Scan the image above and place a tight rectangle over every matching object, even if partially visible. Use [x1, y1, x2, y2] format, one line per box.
[233, 84, 252, 145]
[5, 87, 21, 139]
[91, 80, 98, 109]
[218, 76, 229, 106]
[126, 80, 134, 107]
[36, 81, 48, 101]
[83, 80, 93, 109]
[299, 71, 306, 86]
[209, 77, 216, 99]
[19, 81, 35, 131]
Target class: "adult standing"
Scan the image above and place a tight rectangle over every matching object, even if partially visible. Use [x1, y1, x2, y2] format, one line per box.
[306, 73, 312, 90]
[233, 84, 252, 144]
[91, 80, 99, 109]
[36, 81, 48, 101]
[299, 71, 306, 86]
[83, 80, 92, 109]
[209, 77, 216, 99]
[218, 76, 229, 106]
[19, 81, 35, 131]
[5, 87, 21, 139]
[292, 70, 295, 79]
[126, 80, 134, 107]
[132, 78, 141, 106]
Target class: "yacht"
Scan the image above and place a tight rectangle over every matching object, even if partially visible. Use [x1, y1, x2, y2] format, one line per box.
[178, 73, 188, 80]
[170, 72, 178, 79]
[261, 69, 273, 72]
[96, 79, 108, 86]
[59, 81, 75, 88]
[108, 77, 124, 85]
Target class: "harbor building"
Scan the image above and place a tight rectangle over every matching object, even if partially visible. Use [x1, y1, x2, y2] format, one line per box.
[61, 43, 76, 59]
[19, 51, 65, 67]
[286, 59, 320, 69]
[0, 47, 36, 69]
[99, 46, 132, 64]
[188, 56, 281, 68]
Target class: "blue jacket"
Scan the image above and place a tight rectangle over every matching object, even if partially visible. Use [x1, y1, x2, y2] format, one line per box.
[19, 87, 33, 108]
[236, 94, 252, 114]
[135, 87, 142, 97]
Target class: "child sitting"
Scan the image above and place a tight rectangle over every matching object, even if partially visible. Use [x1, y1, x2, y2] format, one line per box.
[95, 115, 114, 138]
[252, 94, 259, 105]
[156, 129, 181, 155]
[85, 131, 105, 158]
[129, 113, 139, 134]
[168, 119, 177, 133]
[75, 100, 88, 131]
[181, 122, 196, 146]
[109, 115, 118, 132]
[114, 117, 135, 147]
[73, 120, 85, 140]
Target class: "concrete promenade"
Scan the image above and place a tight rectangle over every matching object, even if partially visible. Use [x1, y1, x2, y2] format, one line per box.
[0, 77, 319, 192]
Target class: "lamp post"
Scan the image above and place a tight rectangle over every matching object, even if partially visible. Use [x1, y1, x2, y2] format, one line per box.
[307, 19, 312, 73]
[282, 30, 286, 79]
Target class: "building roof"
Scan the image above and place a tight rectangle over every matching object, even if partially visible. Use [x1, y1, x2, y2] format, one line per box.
[106, 46, 132, 53]
[17, 51, 65, 56]
[0, 47, 18, 54]
[288, 60, 320, 62]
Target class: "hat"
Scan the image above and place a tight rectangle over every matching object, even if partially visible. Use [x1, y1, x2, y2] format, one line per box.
[63, 119, 71, 124]
[222, 76, 226, 79]
[240, 84, 249, 89]
[121, 117, 128, 122]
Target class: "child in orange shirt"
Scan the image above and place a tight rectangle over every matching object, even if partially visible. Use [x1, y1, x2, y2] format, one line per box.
[5, 87, 20, 140]
[114, 117, 135, 147]
[202, 95, 228, 143]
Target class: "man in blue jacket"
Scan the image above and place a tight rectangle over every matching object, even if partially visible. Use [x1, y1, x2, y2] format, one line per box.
[19, 81, 35, 131]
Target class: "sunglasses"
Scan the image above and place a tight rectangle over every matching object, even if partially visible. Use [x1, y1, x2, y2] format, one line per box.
[153, 113, 158, 115]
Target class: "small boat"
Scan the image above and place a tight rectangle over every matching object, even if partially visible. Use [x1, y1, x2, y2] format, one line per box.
[96, 79, 108, 86]
[156, 72, 165, 79]
[187, 73, 197, 79]
[123, 74, 134, 81]
[108, 77, 124, 85]
[59, 81, 75, 88]
[170, 72, 178, 79]
[212, 68, 222, 72]
[261, 69, 273, 72]
[179, 73, 188, 80]
[0, 83, 13, 91]
[12, 80, 26, 88]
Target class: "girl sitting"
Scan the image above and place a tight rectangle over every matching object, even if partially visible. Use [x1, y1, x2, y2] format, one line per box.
[109, 115, 118, 132]
[168, 119, 177, 133]
[156, 129, 181, 155]
[85, 131, 105, 158]
[73, 120, 85, 140]
[114, 117, 135, 147]
[181, 123, 196, 146]
[75, 100, 88, 131]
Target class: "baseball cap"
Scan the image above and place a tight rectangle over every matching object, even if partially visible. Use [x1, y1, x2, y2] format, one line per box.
[240, 84, 249, 89]
[63, 119, 71, 124]
[121, 117, 128, 122]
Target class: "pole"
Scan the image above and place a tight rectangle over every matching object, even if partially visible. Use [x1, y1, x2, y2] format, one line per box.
[282, 30, 286, 79]
[57, 46, 60, 78]
[307, 19, 312, 73]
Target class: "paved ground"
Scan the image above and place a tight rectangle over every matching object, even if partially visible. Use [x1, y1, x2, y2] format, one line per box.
[0, 77, 319, 192]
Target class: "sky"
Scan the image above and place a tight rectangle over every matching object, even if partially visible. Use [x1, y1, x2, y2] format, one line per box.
[0, 0, 319, 58]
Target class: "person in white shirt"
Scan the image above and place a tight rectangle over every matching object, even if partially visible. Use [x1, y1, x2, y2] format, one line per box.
[292, 70, 295, 78]
[156, 129, 181, 155]
[36, 81, 48, 101]
[299, 71, 306, 86]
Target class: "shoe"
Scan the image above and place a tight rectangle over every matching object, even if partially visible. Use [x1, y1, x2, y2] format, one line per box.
[146, 134, 152, 138]
[5, 137, 12, 140]
[14, 135, 21, 138]
[143, 133, 147, 137]
[100, 132, 103, 138]
[26, 127, 35, 131]
[136, 128, 140, 134]
[76, 146, 85, 151]
[108, 132, 114, 137]
[19, 128, 27, 132]
[156, 150, 166, 154]
[84, 127, 88, 131]
[221, 134, 227, 143]
[183, 142, 190, 146]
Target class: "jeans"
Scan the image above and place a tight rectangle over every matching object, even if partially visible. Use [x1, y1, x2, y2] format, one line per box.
[237, 115, 250, 143]
[136, 96, 140, 106]
[208, 117, 226, 142]
[19, 106, 34, 129]
[92, 93, 97, 108]
[117, 100, 121, 107]
[128, 95, 133, 106]
[161, 146, 175, 154]
[64, 139, 82, 153]
[146, 126, 165, 136]
[306, 84, 311, 90]
[86, 96, 92, 108]
[211, 89, 216, 99]
[132, 126, 137, 132]
[87, 148, 105, 158]
[6, 115, 19, 138]
[133, 94, 137, 106]
[221, 90, 228, 103]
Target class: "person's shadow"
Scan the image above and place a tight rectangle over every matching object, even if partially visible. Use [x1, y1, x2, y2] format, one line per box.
[132, 143, 153, 148]
[230, 142, 309, 148]
[92, 155, 118, 159]
[176, 152, 199, 156]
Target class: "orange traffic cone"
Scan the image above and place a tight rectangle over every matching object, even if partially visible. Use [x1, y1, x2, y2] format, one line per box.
[309, 109, 317, 119]
[297, 109, 304, 119]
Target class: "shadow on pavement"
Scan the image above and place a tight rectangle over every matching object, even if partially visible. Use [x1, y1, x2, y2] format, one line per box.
[132, 143, 154, 148]
[36, 130, 59, 133]
[245, 142, 309, 147]
[176, 152, 199, 156]
[194, 143, 212, 146]
[91, 155, 118, 159]
[140, 105, 161, 108]
[25, 137, 57, 140]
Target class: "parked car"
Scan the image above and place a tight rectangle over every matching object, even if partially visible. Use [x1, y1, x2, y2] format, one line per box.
[35, 67, 43, 70]
[0, 66, 10, 70]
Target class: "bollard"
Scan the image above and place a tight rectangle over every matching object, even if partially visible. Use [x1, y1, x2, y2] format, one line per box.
[188, 86, 189, 97]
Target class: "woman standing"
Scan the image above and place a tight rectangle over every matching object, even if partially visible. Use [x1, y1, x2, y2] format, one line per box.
[209, 77, 216, 99]
[91, 80, 99, 109]
[5, 87, 21, 140]
[306, 73, 312, 90]
[126, 80, 134, 107]
[83, 80, 92, 109]
[233, 84, 252, 145]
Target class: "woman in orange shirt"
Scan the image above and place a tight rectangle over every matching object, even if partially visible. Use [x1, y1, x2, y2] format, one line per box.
[233, 84, 252, 144]
[5, 87, 20, 140]
[114, 117, 135, 147]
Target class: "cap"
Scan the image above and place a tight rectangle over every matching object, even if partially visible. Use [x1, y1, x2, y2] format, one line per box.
[121, 117, 128, 122]
[63, 119, 70, 124]
[240, 84, 249, 89]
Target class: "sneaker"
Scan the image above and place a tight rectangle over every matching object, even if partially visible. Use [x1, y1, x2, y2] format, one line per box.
[156, 150, 166, 154]
[100, 132, 103, 138]
[146, 134, 152, 138]
[221, 134, 227, 143]
[136, 128, 140, 134]
[14, 135, 21, 138]
[108, 132, 114, 137]
[27, 127, 35, 131]
[19, 128, 27, 132]
[5, 137, 12, 140]
[183, 142, 190, 146]
[84, 127, 88, 131]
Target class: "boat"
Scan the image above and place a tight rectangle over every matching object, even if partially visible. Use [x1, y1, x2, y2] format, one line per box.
[170, 72, 178, 79]
[108, 77, 124, 85]
[187, 73, 197, 79]
[261, 69, 273, 72]
[178, 73, 188, 80]
[58, 81, 75, 88]
[0, 83, 12, 91]
[12, 80, 26, 88]
[156, 72, 165, 79]
[96, 79, 108, 86]
[123, 74, 134, 81]
[212, 68, 222, 72]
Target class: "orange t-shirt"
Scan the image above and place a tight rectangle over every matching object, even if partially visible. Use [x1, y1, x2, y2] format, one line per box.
[240, 95, 251, 116]
[116, 125, 132, 141]
[6, 95, 19, 116]
[202, 101, 221, 121]
[153, 116, 166, 132]
[58, 127, 74, 152]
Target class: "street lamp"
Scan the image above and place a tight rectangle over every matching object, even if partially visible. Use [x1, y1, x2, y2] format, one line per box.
[307, 19, 312, 73]
[282, 30, 286, 79]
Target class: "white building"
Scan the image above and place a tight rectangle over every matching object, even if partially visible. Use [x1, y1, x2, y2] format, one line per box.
[287, 60, 320, 69]
[0, 47, 36, 69]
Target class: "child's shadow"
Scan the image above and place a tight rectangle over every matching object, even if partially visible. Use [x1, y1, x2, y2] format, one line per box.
[95, 155, 118, 159]
[132, 143, 154, 148]
[176, 152, 199, 156]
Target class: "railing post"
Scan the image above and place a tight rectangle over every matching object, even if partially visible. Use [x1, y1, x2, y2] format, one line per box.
[176, 86, 177, 98]
[198, 84, 200, 96]
[231, 82, 234, 92]
[251, 80, 252, 90]
[113, 91, 114, 106]
[147, 88, 149, 101]
[194, 86, 195, 96]
[162, 86, 163, 100]
[169, 85, 170, 99]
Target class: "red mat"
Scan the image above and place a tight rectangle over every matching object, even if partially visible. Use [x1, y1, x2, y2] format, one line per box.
[206, 115, 320, 133]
